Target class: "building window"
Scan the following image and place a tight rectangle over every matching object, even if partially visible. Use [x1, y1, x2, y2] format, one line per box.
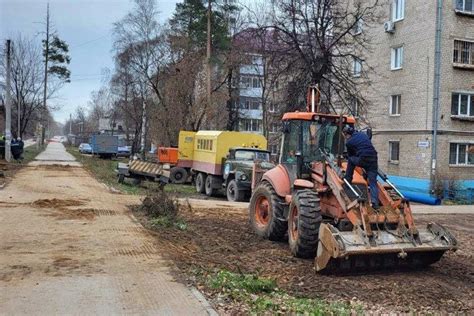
[252, 77, 261, 88]
[391, 46, 403, 70]
[349, 97, 359, 117]
[389, 141, 400, 162]
[451, 93, 474, 116]
[453, 40, 474, 65]
[268, 103, 277, 113]
[250, 100, 260, 110]
[240, 119, 262, 132]
[251, 55, 262, 65]
[392, 0, 405, 21]
[449, 143, 474, 165]
[270, 144, 279, 155]
[353, 18, 363, 35]
[456, 0, 474, 13]
[240, 76, 251, 88]
[353, 57, 362, 77]
[390, 95, 401, 115]
[271, 122, 280, 133]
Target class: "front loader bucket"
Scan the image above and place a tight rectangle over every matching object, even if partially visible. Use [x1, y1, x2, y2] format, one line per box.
[315, 223, 457, 272]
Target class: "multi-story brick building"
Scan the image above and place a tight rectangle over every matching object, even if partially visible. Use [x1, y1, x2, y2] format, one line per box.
[359, 0, 474, 199]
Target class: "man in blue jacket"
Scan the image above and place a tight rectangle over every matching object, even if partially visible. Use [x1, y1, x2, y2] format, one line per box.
[342, 125, 379, 209]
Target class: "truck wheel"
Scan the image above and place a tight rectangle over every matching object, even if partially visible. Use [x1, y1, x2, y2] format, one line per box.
[132, 178, 142, 186]
[249, 181, 287, 241]
[195, 172, 206, 193]
[170, 167, 188, 184]
[205, 175, 217, 196]
[288, 189, 321, 258]
[226, 179, 245, 202]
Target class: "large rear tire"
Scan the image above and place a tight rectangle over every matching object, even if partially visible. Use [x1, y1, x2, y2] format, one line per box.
[195, 172, 206, 193]
[226, 179, 246, 202]
[170, 167, 188, 184]
[249, 181, 287, 241]
[288, 189, 322, 258]
[205, 175, 217, 196]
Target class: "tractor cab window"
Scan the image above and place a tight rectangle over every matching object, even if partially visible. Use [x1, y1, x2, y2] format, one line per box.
[281, 119, 343, 164]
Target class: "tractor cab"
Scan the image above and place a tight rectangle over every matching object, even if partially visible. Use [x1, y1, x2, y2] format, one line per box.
[280, 112, 355, 181]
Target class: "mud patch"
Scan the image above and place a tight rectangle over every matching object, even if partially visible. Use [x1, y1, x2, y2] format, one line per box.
[0, 265, 32, 282]
[36, 164, 75, 170]
[32, 198, 86, 209]
[42, 208, 117, 221]
[0, 201, 21, 208]
[44, 256, 104, 277]
[42, 208, 96, 221]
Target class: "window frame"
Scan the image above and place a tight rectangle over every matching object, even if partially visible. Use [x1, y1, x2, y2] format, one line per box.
[389, 141, 400, 163]
[392, 0, 405, 22]
[456, 0, 474, 13]
[349, 97, 359, 117]
[240, 118, 262, 132]
[270, 122, 280, 133]
[252, 77, 261, 89]
[390, 94, 401, 116]
[353, 57, 362, 77]
[353, 18, 363, 35]
[391, 46, 404, 70]
[449, 142, 474, 166]
[453, 39, 474, 66]
[451, 92, 474, 117]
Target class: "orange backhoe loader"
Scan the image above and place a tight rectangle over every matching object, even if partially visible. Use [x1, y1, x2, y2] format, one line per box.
[249, 86, 457, 272]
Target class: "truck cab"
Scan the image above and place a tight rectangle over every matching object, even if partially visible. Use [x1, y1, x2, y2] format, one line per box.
[223, 147, 274, 201]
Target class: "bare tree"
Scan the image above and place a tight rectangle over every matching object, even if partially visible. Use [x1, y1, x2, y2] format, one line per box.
[256, 0, 382, 116]
[0, 36, 62, 137]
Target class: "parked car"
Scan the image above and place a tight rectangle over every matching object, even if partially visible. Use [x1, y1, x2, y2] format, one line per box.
[117, 145, 132, 157]
[79, 143, 92, 154]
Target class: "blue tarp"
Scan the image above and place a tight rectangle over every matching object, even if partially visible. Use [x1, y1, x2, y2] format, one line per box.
[386, 175, 474, 205]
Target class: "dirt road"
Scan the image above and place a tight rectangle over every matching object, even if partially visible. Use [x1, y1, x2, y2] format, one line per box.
[0, 143, 213, 315]
[136, 207, 474, 314]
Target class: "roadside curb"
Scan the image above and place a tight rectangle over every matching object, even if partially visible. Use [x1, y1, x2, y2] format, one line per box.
[190, 287, 218, 316]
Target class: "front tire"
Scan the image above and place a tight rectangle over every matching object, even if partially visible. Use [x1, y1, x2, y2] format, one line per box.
[288, 189, 321, 258]
[226, 179, 246, 202]
[195, 172, 206, 193]
[249, 181, 287, 241]
[170, 167, 188, 184]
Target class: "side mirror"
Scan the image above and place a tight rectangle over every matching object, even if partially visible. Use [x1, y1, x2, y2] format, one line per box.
[366, 128, 373, 140]
[282, 121, 290, 133]
[296, 151, 303, 178]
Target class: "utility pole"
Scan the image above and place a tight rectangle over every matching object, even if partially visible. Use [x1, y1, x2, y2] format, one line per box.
[17, 94, 21, 139]
[69, 113, 72, 134]
[39, 2, 50, 149]
[207, 0, 212, 124]
[4, 40, 12, 162]
[140, 98, 146, 155]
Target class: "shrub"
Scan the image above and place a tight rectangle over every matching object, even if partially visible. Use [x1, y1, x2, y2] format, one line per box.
[140, 189, 179, 219]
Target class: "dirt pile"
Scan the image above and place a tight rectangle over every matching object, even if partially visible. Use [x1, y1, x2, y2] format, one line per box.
[133, 207, 474, 314]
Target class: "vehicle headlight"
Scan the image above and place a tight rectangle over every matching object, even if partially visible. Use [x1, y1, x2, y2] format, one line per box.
[240, 174, 248, 181]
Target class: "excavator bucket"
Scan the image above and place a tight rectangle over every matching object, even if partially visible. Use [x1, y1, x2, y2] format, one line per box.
[316, 222, 458, 272]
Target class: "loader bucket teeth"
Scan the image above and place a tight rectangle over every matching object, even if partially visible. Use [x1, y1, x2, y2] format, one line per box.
[315, 223, 457, 273]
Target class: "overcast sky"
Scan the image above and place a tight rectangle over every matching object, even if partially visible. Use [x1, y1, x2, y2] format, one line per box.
[0, 0, 181, 124]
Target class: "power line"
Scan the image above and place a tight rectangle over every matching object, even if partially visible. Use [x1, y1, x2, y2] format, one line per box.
[70, 34, 109, 49]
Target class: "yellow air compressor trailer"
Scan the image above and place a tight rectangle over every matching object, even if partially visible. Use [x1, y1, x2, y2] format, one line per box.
[191, 131, 273, 201]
